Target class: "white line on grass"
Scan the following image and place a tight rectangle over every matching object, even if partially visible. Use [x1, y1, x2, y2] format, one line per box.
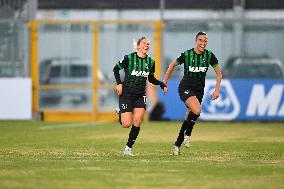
[85, 159, 196, 164]
[43, 158, 196, 164]
[93, 159, 195, 163]
[39, 121, 108, 130]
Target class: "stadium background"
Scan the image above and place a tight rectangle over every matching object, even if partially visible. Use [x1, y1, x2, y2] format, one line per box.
[0, 1, 283, 189]
[0, 0, 283, 121]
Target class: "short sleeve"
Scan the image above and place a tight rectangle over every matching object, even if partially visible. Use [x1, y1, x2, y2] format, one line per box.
[176, 51, 186, 65]
[209, 52, 219, 68]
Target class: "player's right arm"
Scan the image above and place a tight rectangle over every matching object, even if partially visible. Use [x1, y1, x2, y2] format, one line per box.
[163, 60, 178, 85]
[163, 51, 185, 85]
[113, 55, 129, 95]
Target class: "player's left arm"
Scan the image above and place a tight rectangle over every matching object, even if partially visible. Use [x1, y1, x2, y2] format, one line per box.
[147, 60, 167, 94]
[210, 53, 222, 100]
[148, 75, 167, 89]
[211, 66, 222, 100]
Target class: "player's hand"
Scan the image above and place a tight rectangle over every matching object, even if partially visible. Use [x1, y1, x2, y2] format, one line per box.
[163, 87, 168, 94]
[211, 90, 219, 100]
[116, 84, 122, 96]
[160, 82, 168, 94]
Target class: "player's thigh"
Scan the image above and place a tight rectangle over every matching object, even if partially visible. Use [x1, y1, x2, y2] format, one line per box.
[132, 108, 146, 126]
[121, 112, 133, 128]
[132, 96, 147, 125]
[185, 96, 201, 115]
[119, 96, 134, 128]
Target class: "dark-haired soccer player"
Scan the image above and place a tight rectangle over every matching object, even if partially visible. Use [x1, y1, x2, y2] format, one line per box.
[113, 36, 167, 156]
[163, 31, 222, 155]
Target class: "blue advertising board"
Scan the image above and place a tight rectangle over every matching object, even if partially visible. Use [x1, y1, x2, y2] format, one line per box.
[158, 79, 284, 121]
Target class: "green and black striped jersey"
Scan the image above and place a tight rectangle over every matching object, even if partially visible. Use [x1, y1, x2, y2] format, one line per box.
[176, 48, 218, 80]
[115, 52, 155, 96]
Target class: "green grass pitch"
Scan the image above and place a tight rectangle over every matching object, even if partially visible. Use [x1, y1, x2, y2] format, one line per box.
[0, 121, 283, 189]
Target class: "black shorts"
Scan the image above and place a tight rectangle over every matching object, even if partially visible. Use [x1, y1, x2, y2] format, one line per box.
[178, 78, 204, 104]
[119, 95, 147, 113]
[178, 88, 204, 104]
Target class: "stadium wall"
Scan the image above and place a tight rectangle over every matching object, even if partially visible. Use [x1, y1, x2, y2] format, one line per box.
[0, 78, 32, 120]
[158, 79, 284, 121]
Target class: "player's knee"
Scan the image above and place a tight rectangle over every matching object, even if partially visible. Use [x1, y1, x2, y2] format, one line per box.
[187, 111, 200, 122]
[132, 118, 142, 126]
[122, 121, 132, 128]
[195, 110, 201, 116]
[191, 108, 201, 116]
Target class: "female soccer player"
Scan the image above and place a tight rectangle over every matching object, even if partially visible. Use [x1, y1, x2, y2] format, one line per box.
[113, 36, 167, 156]
[163, 31, 222, 155]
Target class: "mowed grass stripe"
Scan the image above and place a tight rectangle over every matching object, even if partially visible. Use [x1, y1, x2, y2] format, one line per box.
[0, 121, 283, 189]
[39, 121, 108, 130]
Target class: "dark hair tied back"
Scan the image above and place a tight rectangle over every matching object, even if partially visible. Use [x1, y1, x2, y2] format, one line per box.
[195, 31, 207, 40]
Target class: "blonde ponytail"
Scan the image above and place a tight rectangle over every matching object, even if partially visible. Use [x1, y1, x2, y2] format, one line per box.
[132, 39, 138, 51]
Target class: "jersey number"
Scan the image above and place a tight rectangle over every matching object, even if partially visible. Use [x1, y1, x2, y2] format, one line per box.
[143, 96, 147, 104]
[121, 104, 128, 109]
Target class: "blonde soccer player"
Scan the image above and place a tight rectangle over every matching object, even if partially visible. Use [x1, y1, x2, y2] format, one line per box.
[113, 36, 167, 156]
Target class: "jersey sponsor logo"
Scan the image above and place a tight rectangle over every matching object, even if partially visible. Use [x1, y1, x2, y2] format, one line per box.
[246, 84, 284, 116]
[200, 80, 240, 120]
[188, 66, 207, 73]
[131, 70, 149, 77]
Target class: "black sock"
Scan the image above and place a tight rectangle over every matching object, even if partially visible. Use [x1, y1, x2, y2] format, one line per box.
[126, 125, 140, 148]
[185, 112, 200, 136]
[185, 121, 195, 136]
[174, 120, 189, 147]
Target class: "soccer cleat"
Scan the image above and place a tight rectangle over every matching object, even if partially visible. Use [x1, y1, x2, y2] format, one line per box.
[173, 145, 180, 156]
[123, 146, 134, 156]
[116, 108, 122, 125]
[184, 135, 191, 148]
